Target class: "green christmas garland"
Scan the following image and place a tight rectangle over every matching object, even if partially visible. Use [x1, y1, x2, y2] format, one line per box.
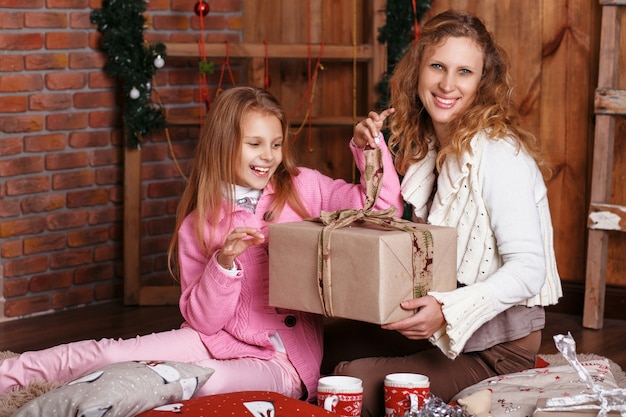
[91, 0, 167, 149]
[376, 0, 432, 111]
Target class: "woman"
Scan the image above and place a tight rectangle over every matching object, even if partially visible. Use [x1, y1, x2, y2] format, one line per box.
[334, 10, 562, 416]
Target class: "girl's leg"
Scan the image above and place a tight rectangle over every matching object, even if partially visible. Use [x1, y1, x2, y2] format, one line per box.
[192, 351, 303, 399]
[1, 328, 304, 400]
[334, 340, 536, 417]
[0, 327, 208, 393]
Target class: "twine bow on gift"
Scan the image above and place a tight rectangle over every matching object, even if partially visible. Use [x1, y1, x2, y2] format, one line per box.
[309, 147, 435, 318]
[534, 332, 626, 417]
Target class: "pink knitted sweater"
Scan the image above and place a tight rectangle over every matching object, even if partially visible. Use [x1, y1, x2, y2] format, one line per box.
[177, 140, 402, 399]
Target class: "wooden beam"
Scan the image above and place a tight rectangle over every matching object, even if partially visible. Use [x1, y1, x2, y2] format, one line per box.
[139, 286, 181, 305]
[123, 146, 141, 305]
[370, 0, 388, 110]
[124, 148, 182, 307]
[164, 42, 374, 61]
[167, 115, 367, 127]
[588, 202, 626, 231]
[595, 88, 626, 114]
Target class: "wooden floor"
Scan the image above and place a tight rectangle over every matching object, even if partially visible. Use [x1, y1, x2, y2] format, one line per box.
[1, 302, 625, 370]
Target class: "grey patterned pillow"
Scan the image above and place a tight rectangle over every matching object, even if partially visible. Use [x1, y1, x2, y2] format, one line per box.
[12, 360, 213, 417]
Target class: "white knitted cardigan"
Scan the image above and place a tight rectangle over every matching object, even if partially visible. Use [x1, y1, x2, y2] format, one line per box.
[401, 131, 562, 358]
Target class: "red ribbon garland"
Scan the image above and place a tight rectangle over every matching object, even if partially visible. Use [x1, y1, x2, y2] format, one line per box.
[216, 40, 236, 93]
[197, 6, 209, 123]
[411, 0, 420, 40]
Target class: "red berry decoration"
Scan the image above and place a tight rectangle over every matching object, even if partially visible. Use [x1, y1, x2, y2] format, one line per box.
[194, 1, 210, 17]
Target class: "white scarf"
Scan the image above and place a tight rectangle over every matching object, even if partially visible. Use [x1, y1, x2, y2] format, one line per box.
[400, 147, 437, 221]
[401, 132, 561, 306]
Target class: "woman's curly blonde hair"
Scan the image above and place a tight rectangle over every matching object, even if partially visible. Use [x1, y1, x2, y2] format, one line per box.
[388, 9, 552, 179]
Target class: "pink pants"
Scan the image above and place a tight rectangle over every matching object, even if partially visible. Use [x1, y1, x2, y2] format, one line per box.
[0, 327, 302, 399]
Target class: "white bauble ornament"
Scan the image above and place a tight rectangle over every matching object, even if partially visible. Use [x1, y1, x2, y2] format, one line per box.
[154, 55, 165, 68]
[129, 87, 140, 99]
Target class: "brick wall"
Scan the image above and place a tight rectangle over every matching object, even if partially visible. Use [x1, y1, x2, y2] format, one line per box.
[0, 0, 244, 321]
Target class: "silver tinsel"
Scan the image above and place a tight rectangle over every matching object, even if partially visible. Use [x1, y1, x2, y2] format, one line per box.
[415, 395, 474, 417]
[535, 333, 626, 417]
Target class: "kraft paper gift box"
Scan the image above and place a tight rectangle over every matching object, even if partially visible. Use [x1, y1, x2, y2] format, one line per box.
[268, 218, 457, 325]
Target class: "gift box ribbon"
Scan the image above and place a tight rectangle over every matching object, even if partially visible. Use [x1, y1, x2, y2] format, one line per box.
[308, 147, 435, 318]
[534, 333, 626, 417]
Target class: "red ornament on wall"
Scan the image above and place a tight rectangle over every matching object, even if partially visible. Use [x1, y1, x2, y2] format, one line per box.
[194, 1, 210, 17]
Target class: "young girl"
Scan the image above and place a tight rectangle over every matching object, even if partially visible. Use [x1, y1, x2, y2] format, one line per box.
[0, 86, 403, 401]
[333, 10, 563, 416]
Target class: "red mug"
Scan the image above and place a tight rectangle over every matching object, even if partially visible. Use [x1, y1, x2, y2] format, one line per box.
[384, 373, 430, 417]
[317, 376, 363, 417]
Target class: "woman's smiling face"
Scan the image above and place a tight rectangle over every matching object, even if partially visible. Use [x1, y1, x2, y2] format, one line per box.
[418, 36, 484, 143]
[234, 110, 284, 190]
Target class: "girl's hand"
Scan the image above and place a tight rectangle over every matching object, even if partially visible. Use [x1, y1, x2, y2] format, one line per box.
[381, 296, 445, 340]
[352, 108, 395, 148]
[216, 227, 265, 269]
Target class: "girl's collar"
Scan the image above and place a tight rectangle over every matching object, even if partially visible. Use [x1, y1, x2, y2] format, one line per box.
[233, 184, 262, 201]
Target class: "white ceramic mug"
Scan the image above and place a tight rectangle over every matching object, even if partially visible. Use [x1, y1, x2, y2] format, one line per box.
[384, 373, 430, 417]
[317, 376, 363, 417]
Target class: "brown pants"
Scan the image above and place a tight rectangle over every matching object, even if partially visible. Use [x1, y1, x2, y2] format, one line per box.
[332, 331, 540, 417]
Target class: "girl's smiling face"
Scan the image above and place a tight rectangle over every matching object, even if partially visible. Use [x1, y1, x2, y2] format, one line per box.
[418, 36, 484, 144]
[235, 110, 284, 190]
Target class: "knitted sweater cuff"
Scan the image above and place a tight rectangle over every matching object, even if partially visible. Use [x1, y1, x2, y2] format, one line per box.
[429, 282, 498, 358]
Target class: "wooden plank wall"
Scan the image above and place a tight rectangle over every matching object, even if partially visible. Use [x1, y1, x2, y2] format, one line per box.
[244, 1, 626, 293]
[246, 0, 626, 285]
[243, 0, 377, 183]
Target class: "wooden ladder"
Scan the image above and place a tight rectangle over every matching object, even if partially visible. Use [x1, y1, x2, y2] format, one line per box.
[583, 0, 626, 329]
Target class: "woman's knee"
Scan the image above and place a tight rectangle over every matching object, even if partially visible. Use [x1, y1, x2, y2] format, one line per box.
[332, 360, 350, 375]
[332, 358, 373, 380]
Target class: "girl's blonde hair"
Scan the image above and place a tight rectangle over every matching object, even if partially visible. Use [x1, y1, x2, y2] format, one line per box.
[388, 9, 551, 178]
[167, 87, 309, 278]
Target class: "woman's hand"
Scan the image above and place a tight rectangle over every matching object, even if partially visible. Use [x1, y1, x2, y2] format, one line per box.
[216, 227, 265, 269]
[352, 108, 395, 148]
[381, 296, 445, 340]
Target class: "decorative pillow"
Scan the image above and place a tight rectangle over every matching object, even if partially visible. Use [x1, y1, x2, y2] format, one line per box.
[453, 358, 619, 417]
[12, 360, 214, 417]
[137, 390, 336, 417]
